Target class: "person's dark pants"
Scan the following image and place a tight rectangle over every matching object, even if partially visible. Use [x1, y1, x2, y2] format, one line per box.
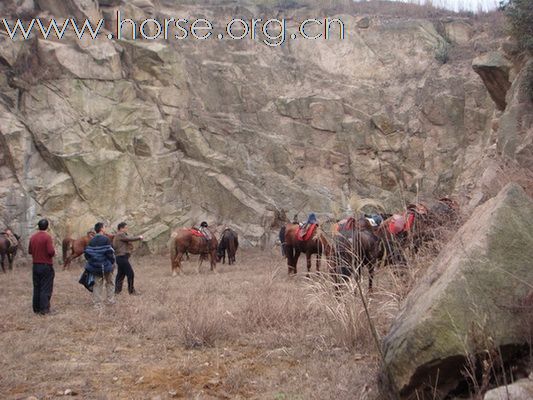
[115, 255, 135, 294]
[32, 263, 55, 314]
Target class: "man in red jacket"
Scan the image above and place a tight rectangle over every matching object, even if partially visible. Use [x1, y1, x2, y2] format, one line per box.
[28, 219, 56, 315]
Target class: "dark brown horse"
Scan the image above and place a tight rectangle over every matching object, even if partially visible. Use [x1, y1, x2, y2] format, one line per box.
[0, 233, 20, 273]
[170, 227, 218, 276]
[217, 228, 239, 265]
[333, 218, 385, 291]
[62, 232, 115, 270]
[280, 223, 332, 277]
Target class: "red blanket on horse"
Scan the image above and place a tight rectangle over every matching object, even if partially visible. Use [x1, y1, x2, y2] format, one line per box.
[387, 212, 415, 235]
[189, 228, 207, 238]
[296, 223, 317, 241]
[337, 217, 356, 232]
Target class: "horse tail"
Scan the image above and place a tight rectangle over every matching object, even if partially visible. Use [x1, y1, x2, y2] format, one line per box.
[279, 225, 286, 244]
[279, 225, 287, 258]
[65, 224, 72, 241]
[62, 238, 72, 263]
[169, 230, 178, 265]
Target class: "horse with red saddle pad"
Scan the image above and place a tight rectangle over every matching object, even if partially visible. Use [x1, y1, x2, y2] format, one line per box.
[280, 222, 332, 277]
[170, 225, 218, 276]
[296, 223, 317, 241]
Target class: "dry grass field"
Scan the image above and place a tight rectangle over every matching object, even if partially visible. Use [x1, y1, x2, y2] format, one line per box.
[0, 242, 443, 400]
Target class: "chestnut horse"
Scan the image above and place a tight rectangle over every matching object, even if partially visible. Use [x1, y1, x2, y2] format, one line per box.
[62, 232, 115, 270]
[280, 223, 332, 276]
[170, 228, 218, 276]
[0, 233, 20, 273]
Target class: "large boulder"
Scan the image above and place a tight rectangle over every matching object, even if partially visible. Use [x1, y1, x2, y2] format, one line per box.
[484, 377, 533, 400]
[472, 51, 512, 111]
[381, 183, 533, 399]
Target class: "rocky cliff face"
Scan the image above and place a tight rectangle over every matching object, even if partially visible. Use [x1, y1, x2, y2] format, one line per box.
[0, 0, 528, 251]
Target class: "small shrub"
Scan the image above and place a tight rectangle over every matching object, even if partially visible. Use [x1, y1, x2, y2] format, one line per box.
[435, 42, 451, 64]
[500, 0, 533, 52]
[178, 292, 232, 349]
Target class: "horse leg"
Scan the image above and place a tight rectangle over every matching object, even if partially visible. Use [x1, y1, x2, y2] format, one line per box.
[63, 254, 71, 270]
[210, 250, 217, 273]
[197, 255, 202, 274]
[172, 251, 184, 277]
[7, 252, 14, 270]
[368, 262, 375, 293]
[0, 253, 5, 273]
[293, 249, 301, 275]
[285, 245, 294, 274]
[306, 252, 312, 278]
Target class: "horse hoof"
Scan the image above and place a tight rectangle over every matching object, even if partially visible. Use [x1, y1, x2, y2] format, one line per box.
[172, 272, 177, 277]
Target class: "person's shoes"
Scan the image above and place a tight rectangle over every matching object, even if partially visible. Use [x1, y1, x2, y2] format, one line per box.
[129, 290, 140, 296]
[38, 309, 58, 316]
[106, 299, 116, 306]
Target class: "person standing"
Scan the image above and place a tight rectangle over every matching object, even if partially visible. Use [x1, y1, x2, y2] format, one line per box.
[113, 222, 143, 295]
[28, 219, 56, 315]
[84, 222, 116, 307]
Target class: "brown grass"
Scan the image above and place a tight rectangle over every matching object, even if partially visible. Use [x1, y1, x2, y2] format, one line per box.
[0, 249, 386, 400]
[0, 212, 467, 400]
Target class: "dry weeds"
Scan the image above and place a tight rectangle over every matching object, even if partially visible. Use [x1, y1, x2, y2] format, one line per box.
[0, 215, 464, 400]
[0, 249, 383, 400]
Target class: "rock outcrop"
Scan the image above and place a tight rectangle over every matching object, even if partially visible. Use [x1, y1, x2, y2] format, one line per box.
[472, 51, 512, 111]
[381, 183, 533, 399]
[484, 377, 533, 400]
[0, 0, 521, 252]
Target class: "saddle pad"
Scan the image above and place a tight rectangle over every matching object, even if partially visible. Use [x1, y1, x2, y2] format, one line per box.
[296, 223, 317, 241]
[387, 213, 415, 235]
[189, 229, 206, 238]
[337, 217, 355, 232]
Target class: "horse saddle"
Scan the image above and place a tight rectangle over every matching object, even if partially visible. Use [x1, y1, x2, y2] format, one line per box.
[387, 213, 415, 235]
[296, 223, 317, 241]
[1, 233, 18, 249]
[364, 214, 383, 227]
[337, 217, 356, 231]
[189, 228, 209, 239]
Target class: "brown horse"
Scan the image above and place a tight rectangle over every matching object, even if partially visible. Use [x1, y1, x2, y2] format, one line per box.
[280, 223, 332, 276]
[170, 227, 218, 276]
[333, 218, 385, 291]
[0, 233, 20, 273]
[62, 232, 115, 270]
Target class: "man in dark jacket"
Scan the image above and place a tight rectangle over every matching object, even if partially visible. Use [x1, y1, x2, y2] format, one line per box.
[28, 219, 56, 315]
[113, 222, 143, 295]
[84, 222, 115, 307]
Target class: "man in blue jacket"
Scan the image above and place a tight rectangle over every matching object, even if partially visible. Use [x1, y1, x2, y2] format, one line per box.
[84, 222, 116, 307]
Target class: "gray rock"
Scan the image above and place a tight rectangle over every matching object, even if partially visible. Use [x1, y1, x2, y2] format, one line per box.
[381, 183, 533, 399]
[472, 52, 512, 111]
[484, 378, 533, 400]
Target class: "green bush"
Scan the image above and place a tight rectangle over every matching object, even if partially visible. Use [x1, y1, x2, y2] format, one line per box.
[435, 42, 450, 64]
[500, 0, 533, 52]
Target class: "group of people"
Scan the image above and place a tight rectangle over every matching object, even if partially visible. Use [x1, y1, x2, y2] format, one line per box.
[28, 219, 143, 315]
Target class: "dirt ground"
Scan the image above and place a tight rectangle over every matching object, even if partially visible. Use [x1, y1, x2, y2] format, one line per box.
[0, 248, 395, 400]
